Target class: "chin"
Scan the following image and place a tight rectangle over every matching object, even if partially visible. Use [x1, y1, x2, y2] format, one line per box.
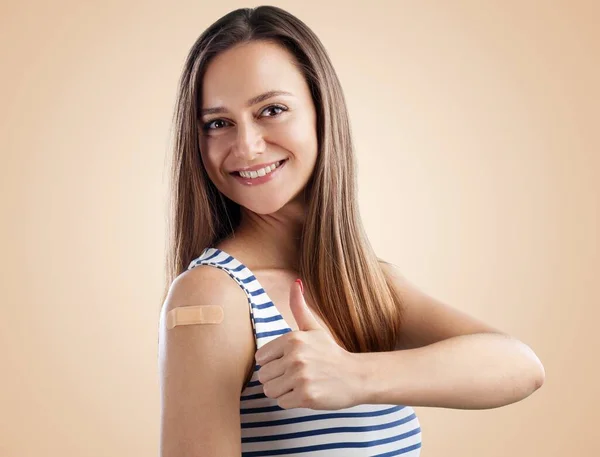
[239, 199, 289, 215]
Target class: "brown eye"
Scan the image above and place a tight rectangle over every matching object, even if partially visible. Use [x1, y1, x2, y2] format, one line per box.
[261, 105, 287, 117]
[202, 119, 229, 131]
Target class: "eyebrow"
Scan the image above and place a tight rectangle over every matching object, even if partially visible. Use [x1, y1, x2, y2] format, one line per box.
[200, 90, 294, 117]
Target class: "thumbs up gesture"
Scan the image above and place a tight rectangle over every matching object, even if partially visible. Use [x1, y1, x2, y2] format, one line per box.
[254, 279, 363, 410]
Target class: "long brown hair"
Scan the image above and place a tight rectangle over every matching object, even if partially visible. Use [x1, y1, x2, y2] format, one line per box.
[162, 5, 404, 353]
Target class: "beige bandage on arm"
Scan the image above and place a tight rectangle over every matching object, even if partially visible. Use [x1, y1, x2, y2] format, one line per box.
[166, 305, 224, 329]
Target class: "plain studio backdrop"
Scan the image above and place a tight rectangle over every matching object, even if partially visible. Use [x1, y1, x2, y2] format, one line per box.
[1, 1, 598, 456]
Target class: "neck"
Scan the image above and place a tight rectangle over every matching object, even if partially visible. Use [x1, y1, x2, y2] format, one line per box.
[232, 198, 306, 271]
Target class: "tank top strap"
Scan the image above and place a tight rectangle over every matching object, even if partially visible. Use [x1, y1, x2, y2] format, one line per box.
[188, 247, 292, 350]
[188, 247, 252, 284]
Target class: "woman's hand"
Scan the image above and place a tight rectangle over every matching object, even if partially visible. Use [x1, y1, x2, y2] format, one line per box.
[254, 280, 364, 411]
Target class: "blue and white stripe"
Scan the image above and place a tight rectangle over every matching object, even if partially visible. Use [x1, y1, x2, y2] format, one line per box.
[188, 247, 422, 456]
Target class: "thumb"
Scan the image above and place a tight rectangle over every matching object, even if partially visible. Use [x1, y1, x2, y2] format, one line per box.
[289, 279, 321, 331]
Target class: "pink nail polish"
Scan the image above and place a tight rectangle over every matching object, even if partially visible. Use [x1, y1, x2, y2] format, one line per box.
[295, 278, 304, 295]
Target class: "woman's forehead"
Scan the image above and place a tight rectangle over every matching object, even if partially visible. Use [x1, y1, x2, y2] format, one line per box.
[202, 41, 307, 106]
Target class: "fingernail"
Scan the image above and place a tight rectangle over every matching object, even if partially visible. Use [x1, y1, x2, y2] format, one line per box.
[295, 278, 304, 295]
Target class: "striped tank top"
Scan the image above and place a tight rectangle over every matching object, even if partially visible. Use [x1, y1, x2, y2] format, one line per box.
[188, 247, 423, 456]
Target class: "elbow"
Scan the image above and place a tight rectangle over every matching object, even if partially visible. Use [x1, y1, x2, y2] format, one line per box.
[521, 343, 545, 396]
[498, 356, 545, 409]
[511, 338, 546, 401]
[532, 357, 545, 392]
[524, 341, 545, 392]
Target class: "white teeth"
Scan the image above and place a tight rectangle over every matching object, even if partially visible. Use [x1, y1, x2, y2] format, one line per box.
[238, 160, 283, 179]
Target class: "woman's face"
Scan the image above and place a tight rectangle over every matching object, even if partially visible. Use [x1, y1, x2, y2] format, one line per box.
[199, 40, 318, 215]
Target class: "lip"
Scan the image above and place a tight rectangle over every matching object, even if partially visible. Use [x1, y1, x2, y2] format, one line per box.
[232, 159, 288, 186]
[232, 160, 284, 173]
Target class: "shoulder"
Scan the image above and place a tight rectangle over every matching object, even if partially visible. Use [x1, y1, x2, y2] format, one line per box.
[158, 263, 255, 383]
[378, 259, 411, 312]
[378, 259, 408, 292]
[166, 263, 249, 310]
[378, 259, 404, 277]
[159, 263, 254, 357]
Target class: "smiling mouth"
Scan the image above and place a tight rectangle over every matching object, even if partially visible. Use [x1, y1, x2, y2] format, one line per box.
[230, 159, 288, 177]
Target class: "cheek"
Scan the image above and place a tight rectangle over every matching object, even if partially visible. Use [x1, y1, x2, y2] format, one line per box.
[272, 117, 317, 155]
[199, 137, 226, 169]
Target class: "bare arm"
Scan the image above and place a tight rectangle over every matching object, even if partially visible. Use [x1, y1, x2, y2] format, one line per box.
[355, 332, 544, 409]
[369, 261, 544, 409]
[158, 266, 255, 456]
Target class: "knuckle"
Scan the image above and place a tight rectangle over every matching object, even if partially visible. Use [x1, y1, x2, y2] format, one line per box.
[289, 333, 305, 346]
[291, 355, 307, 369]
[297, 372, 311, 384]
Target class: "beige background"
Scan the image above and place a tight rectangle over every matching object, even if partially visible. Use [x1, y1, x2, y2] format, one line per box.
[1, 0, 598, 455]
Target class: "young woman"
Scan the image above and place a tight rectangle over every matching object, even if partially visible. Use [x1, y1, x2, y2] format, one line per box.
[158, 6, 545, 456]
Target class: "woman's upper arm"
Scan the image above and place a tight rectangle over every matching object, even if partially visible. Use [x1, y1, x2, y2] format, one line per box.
[380, 261, 505, 350]
[158, 266, 255, 457]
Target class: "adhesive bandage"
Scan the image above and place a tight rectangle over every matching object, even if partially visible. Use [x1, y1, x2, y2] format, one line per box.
[166, 305, 224, 329]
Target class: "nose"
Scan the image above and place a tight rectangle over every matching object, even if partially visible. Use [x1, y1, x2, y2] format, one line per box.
[231, 120, 266, 160]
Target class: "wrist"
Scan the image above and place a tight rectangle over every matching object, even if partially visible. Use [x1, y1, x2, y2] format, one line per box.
[350, 351, 380, 405]
[354, 350, 414, 405]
